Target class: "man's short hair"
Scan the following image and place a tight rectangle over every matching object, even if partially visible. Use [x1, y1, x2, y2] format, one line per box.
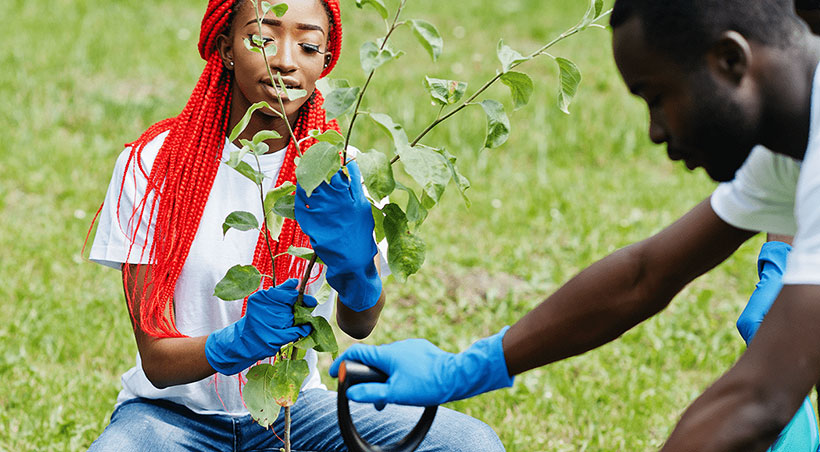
[796, 0, 820, 11]
[610, 0, 805, 64]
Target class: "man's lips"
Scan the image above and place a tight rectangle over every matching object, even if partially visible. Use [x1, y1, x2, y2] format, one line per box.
[668, 146, 702, 170]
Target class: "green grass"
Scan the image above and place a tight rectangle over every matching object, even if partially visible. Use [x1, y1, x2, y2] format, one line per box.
[0, 0, 770, 450]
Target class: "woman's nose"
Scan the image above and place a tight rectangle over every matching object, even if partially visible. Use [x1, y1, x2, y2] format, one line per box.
[270, 40, 297, 74]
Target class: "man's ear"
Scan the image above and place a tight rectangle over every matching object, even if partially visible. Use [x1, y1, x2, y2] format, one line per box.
[706, 31, 752, 85]
[216, 33, 234, 71]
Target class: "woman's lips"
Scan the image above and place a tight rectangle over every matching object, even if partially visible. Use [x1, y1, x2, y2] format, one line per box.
[261, 80, 301, 100]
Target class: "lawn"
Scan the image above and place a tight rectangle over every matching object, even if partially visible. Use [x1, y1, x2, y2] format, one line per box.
[0, 0, 767, 450]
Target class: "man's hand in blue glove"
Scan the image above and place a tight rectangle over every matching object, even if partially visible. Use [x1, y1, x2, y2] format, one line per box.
[736, 241, 791, 345]
[295, 161, 381, 312]
[205, 278, 318, 375]
[329, 327, 515, 409]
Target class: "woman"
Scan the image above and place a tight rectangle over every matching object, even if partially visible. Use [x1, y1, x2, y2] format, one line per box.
[87, 0, 505, 450]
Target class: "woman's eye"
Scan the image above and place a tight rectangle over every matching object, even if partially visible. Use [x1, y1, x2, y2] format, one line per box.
[299, 43, 321, 54]
[249, 34, 274, 48]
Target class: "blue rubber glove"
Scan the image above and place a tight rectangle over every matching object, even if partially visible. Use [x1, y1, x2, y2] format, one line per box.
[329, 327, 515, 409]
[736, 241, 791, 344]
[295, 161, 381, 312]
[205, 279, 318, 375]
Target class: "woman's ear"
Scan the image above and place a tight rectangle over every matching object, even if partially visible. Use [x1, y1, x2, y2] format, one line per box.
[324, 52, 333, 68]
[216, 33, 234, 71]
[706, 31, 752, 86]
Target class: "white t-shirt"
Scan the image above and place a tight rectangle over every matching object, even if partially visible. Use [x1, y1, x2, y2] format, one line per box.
[91, 131, 387, 415]
[711, 62, 820, 285]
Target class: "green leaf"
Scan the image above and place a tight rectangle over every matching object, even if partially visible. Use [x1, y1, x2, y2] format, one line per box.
[393, 182, 428, 228]
[262, 1, 289, 17]
[295, 142, 342, 196]
[354, 0, 388, 19]
[356, 149, 395, 200]
[479, 100, 511, 148]
[294, 305, 338, 354]
[395, 145, 451, 206]
[240, 138, 269, 157]
[263, 182, 295, 236]
[244, 364, 282, 428]
[232, 161, 266, 185]
[229, 101, 273, 142]
[382, 203, 426, 281]
[243, 37, 264, 54]
[287, 246, 324, 265]
[408, 19, 443, 62]
[276, 72, 308, 101]
[253, 130, 282, 145]
[308, 129, 344, 145]
[314, 281, 333, 304]
[226, 148, 251, 168]
[435, 148, 471, 208]
[222, 211, 259, 237]
[316, 78, 350, 93]
[360, 41, 404, 74]
[246, 35, 277, 55]
[294, 334, 316, 352]
[366, 112, 409, 151]
[214, 264, 262, 301]
[555, 57, 582, 114]
[371, 204, 386, 243]
[423, 77, 467, 106]
[579, 0, 605, 29]
[273, 195, 295, 220]
[499, 71, 534, 111]
[245, 358, 309, 427]
[270, 358, 309, 407]
[324, 87, 360, 120]
[497, 39, 530, 73]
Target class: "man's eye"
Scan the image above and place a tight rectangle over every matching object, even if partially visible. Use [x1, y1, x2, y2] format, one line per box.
[299, 43, 321, 54]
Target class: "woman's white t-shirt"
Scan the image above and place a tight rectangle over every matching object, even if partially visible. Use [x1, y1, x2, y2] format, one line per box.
[90, 131, 384, 415]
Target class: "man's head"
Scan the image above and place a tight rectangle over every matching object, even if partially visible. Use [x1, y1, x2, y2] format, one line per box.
[797, 0, 820, 34]
[611, 0, 810, 182]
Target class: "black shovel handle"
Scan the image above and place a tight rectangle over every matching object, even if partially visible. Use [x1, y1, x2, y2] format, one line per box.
[337, 361, 438, 452]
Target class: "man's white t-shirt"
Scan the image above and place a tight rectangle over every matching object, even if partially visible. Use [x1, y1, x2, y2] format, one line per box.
[711, 63, 820, 285]
[90, 131, 387, 415]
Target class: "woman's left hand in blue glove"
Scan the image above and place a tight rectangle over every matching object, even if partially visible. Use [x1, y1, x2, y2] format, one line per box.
[295, 161, 381, 312]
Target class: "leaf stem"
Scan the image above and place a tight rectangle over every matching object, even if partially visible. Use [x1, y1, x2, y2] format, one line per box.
[253, 154, 277, 266]
[254, 4, 303, 156]
[296, 254, 319, 306]
[342, 0, 408, 163]
[284, 406, 292, 452]
[388, 9, 612, 165]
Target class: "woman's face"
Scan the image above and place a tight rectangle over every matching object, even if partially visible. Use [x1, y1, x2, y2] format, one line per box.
[222, 0, 330, 120]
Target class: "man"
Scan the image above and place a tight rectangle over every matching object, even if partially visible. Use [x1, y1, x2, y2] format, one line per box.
[329, 1, 820, 450]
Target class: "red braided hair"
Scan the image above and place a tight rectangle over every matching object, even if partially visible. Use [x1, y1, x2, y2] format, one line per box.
[116, 0, 343, 338]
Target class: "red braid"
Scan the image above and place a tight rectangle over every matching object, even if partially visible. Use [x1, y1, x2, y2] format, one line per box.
[112, 0, 343, 338]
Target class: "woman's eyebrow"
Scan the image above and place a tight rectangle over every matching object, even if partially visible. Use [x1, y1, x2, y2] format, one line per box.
[244, 18, 326, 36]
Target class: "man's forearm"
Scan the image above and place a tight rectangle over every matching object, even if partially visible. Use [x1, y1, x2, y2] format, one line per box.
[504, 243, 664, 375]
[503, 199, 753, 376]
[662, 284, 820, 451]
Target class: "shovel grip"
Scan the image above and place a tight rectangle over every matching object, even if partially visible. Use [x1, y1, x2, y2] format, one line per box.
[337, 361, 438, 452]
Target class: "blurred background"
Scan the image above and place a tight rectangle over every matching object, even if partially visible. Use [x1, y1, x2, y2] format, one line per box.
[0, 0, 764, 450]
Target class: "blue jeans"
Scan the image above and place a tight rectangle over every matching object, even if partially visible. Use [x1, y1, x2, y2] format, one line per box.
[87, 389, 505, 451]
